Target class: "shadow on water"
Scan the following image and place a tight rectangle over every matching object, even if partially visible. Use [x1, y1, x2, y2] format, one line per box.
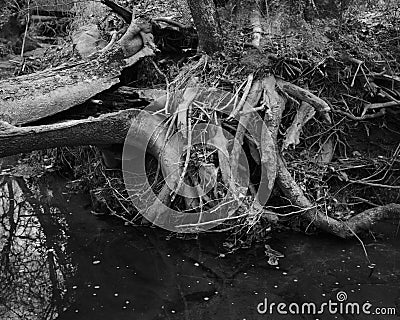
[0, 171, 399, 320]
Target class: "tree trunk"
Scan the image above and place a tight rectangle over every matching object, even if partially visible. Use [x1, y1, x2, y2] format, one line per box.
[0, 109, 139, 157]
[0, 9, 154, 125]
[0, 61, 121, 125]
[186, 0, 223, 53]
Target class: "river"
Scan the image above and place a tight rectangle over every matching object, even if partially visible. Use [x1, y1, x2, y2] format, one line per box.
[0, 170, 399, 320]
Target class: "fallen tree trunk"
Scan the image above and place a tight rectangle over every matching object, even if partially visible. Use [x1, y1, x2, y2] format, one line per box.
[0, 9, 155, 125]
[0, 61, 121, 125]
[0, 109, 140, 157]
[0, 107, 189, 219]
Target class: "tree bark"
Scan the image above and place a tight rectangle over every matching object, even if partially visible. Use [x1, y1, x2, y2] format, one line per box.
[186, 0, 223, 53]
[0, 10, 154, 126]
[0, 61, 121, 125]
[0, 109, 139, 157]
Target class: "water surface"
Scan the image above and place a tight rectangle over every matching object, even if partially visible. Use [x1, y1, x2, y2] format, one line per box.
[0, 172, 399, 320]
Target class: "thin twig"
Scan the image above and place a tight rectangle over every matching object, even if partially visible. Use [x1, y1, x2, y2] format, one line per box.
[176, 211, 248, 228]
[334, 108, 386, 120]
[348, 179, 400, 189]
[151, 59, 170, 114]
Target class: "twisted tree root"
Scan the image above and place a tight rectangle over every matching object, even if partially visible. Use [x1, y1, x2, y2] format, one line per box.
[276, 155, 400, 238]
[256, 76, 285, 209]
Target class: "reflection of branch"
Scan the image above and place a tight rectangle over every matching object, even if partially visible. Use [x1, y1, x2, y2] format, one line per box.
[16, 179, 67, 266]
[15, 178, 65, 311]
[1, 179, 16, 274]
[47, 249, 62, 310]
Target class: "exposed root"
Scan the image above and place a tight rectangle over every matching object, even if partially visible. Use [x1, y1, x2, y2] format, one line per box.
[208, 118, 233, 194]
[276, 155, 400, 238]
[256, 76, 285, 213]
[276, 78, 331, 123]
[230, 78, 262, 187]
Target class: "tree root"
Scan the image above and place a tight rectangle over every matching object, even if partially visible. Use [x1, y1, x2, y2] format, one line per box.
[276, 78, 331, 122]
[256, 76, 285, 208]
[276, 155, 400, 238]
[230, 78, 261, 187]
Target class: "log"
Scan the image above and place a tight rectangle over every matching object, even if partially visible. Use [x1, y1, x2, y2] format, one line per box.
[0, 45, 153, 125]
[0, 61, 121, 125]
[0, 107, 187, 221]
[0, 109, 140, 157]
[0, 10, 155, 125]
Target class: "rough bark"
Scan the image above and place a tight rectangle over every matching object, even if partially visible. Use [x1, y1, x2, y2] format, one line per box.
[0, 10, 154, 125]
[186, 0, 223, 53]
[0, 61, 121, 125]
[0, 109, 139, 157]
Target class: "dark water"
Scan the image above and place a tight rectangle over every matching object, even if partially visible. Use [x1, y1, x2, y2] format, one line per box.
[0, 172, 399, 320]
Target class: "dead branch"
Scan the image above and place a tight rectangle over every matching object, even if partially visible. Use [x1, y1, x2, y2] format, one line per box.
[152, 17, 189, 29]
[101, 0, 132, 23]
[334, 108, 386, 121]
[229, 74, 254, 119]
[348, 179, 400, 189]
[363, 101, 399, 112]
[276, 78, 331, 122]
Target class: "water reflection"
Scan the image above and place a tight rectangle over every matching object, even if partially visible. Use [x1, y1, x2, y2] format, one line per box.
[0, 175, 72, 320]
[0, 172, 399, 320]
